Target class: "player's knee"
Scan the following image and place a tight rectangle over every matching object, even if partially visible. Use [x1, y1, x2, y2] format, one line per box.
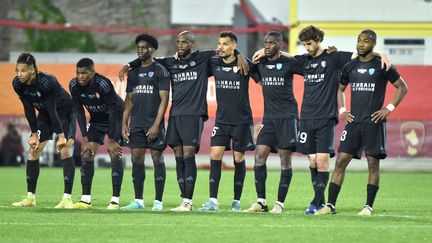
[81, 150, 95, 161]
[150, 151, 164, 164]
[108, 151, 121, 161]
[210, 150, 223, 160]
[131, 154, 145, 165]
[254, 153, 266, 166]
[233, 154, 245, 163]
[28, 149, 41, 160]
[280, 160, 292, 170]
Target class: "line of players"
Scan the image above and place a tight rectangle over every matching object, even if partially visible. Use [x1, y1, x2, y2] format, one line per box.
[11, 25, 407, 215]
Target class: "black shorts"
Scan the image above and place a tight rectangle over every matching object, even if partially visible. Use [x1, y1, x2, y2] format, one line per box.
[296, 118, 336, 157]
[38, 108, 76, 143]
[127, 127, 167, 150]
[338, 122, 387, 159]
[256, 118, 298, 153]
[87, 120, 123, 145]
[166, 116, 204, 152]
[210, 123, 255, 152]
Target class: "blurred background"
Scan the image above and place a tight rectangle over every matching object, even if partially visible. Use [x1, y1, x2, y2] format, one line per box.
[0, 0, 431, 170]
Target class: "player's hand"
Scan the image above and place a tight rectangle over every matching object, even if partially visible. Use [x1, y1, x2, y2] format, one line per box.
[28, 133, 40, 150]
[118, 64, 129, 82]
[107, 139, 122, 157]
[379, 53, 391, 71]
[56, 134, 67, 151]
[327, 46, 338, 53]
[122, 124, 130, 143]
[252, 48, 265, 63]
[237, 54, 249, 75]
[81, 137, 93, 157]
[371, 108, 390, 123]
[174, 52, 180, 60]
[341, 111, 354, 123]
[146, 125, 159, 141]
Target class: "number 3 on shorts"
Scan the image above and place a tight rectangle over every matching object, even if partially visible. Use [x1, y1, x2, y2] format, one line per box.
[340, 130, 347, 141]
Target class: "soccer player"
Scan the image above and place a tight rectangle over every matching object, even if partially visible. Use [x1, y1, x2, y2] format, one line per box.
[119, 31, 249, 211]
[11, 52, 76, 208]
[315, 29, 408, 216]
[69, 58, 124, 209]
[121, 33, 169, 211]
[197, 31, 254, 212]
[244, 31, 303, 213]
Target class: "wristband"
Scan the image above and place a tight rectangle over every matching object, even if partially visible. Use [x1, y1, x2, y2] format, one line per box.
[339, 107, 347, 115]
[386, 103, 395, 112]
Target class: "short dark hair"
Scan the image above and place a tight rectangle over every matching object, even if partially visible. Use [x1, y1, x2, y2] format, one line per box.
[265, 31, 283, 42]
[135, 33, 158, 50]
[360, 29, 377, 42]
[17, 52, 38, 73]
[219, 31, 238, 43]
[298, 25, 324, 42]
[76, 58, 94, 69]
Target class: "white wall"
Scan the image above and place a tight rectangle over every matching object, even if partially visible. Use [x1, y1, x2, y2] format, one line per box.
[298, 0, 432, 22]
[171, 0, 289, 25]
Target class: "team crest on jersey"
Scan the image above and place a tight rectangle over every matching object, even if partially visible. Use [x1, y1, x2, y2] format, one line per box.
[400, 121, 425, 156]
[189, 61, 196, 67]
[148, 71, 154, 78]
[95, 92, 100, 99]
[321, 61, 326, 68]
[265, 64, 275, 69]
[233, 66, 238, 73]
[368, 68, 375, 75]
[276, 63, 282, 70]
[139, 73, 146, 77]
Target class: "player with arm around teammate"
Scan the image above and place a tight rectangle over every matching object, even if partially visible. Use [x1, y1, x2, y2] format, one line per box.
[315, 29, 408, 216]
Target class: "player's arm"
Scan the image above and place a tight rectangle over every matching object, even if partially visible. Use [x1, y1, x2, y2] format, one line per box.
[118, 58, 141, 82]
[71, 95, 92, 155]
[252, 48, 293, 63]
[371, 78, 408, 123]
[104, 91, 122, 157]
[350, 52, 391, 71]
[44, 89, 66, 151]
[21, 97, 40, 149]
[337, 83, 354, 123]
[146, 90, 169, 140]
[121, 93, 132, 143]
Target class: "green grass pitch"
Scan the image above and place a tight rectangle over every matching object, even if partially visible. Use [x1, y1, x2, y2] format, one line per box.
[0, 167, 431, 242]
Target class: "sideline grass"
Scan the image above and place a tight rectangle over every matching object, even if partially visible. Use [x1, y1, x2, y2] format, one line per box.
[0, 167, 431, 242]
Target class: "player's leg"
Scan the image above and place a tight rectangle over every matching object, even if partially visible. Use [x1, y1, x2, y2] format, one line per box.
[122, 147, 146, 210]
[197, 145, 224, 212]
[358, 155, 380, 216]
[359, 123, 386, 215]
[150, 149, 165, 211]
[12, 139, 48, 207]
[270, 148, 293, 214]
[73, 141, 99, 209]
[107, 143, 124, 209]
[231, 124, 254, 212]
[55, 138, 76, 209]
[166, 116, 186, 200]
[171, 116, 203, 211]
[55, 111, 76, 208]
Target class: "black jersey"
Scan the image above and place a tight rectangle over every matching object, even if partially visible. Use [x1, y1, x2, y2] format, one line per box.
[69, 73, 124, 139]
[209, 56, 253, 125]
[297, 50, 352, 120]
[13, 72, 72, 134]
[130, 50, 214, 120]
[127, 62, 170, 129]
[340, 56, 400, 124]
[250, 55, 303, 119]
